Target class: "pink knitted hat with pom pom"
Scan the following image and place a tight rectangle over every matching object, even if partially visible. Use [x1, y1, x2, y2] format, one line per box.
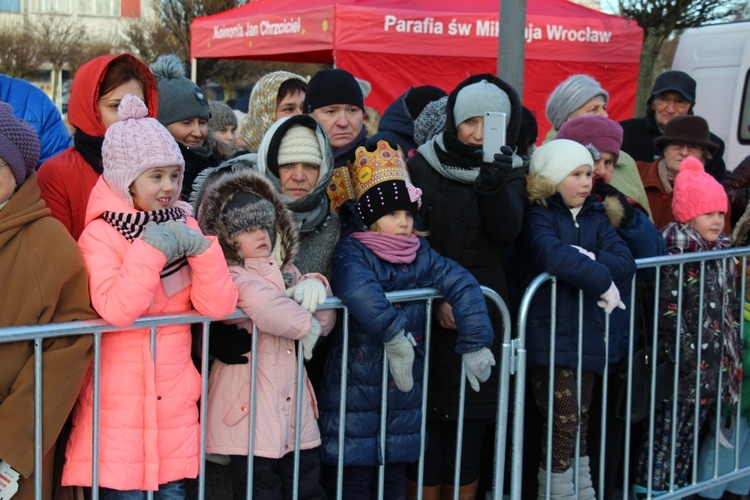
[672, 156, 727, 223]
[102, 93, 185, 206]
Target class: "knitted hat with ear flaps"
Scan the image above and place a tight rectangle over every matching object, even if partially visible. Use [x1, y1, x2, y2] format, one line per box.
[102, 94, 185, 206]
[221, 191, 277, 246]
[672, 156, 727, 223]
[0, 101, 40, 187]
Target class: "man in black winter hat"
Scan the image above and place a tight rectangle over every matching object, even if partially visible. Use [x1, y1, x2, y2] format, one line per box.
[620, 70, 726, 181]
[304, 68, 367, 168]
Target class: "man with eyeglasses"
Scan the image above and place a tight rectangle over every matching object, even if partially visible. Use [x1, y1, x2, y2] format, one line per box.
[620, 70, 726, 182]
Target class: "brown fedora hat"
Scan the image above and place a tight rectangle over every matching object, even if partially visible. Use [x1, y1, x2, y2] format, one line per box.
[654, 115, 719, 154]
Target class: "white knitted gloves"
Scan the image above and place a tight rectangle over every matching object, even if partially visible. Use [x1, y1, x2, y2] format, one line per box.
[598, 281, 627, 314]
[463, 347, 496, 392]
[286, 278, 327, 313]
[384, 330, 417, 392]
[300, 318, 322, 361]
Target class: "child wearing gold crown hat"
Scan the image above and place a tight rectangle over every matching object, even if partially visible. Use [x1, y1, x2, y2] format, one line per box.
[316, 140, 495, 498]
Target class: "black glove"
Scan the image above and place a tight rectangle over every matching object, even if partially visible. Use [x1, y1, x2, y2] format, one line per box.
[209, 322, 252, 365]
[477, 146, 514, 190]
[593, 181, 635, 228]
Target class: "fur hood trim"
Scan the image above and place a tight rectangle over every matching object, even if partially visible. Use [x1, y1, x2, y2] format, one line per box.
[602, 195, 625, 228]
[526, 173, 625, 228]
[197, 169, 298, 269]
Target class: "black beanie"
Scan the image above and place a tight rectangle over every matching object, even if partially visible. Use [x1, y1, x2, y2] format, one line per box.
[405, 85, 447, 120]
[304, 69, 364, 114]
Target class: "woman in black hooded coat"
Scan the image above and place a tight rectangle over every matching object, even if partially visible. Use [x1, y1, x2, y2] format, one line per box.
[406, 73, 527, 497]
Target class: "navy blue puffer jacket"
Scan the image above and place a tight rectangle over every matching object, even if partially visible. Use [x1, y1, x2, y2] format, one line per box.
[318, 202, 494, 466]
[518, 193, 635, 374]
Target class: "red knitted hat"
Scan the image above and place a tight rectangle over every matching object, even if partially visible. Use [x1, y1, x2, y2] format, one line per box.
[672, 156, 727, 223]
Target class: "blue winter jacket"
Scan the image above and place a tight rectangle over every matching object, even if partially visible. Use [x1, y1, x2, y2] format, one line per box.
[609, 205, 666, 362]
[365, 89, 416, 154]
[319, 201, 494, 466]
[518, 193, 636, 374]
[0, 75, 72, 167]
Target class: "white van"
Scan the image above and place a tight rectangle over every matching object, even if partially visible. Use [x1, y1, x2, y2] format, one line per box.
[672, 21, 750, 171]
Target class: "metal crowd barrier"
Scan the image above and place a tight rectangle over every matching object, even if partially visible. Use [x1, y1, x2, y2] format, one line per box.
[0, 287, 512, 500]
[516, 247, 750, 500]
[7, 247, 750, 500]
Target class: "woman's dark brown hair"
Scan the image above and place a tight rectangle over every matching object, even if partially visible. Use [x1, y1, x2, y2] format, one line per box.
[99, 57, 148, 99]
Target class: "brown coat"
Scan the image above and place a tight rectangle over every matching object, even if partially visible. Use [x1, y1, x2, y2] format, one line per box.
[0, 172, 95, 499]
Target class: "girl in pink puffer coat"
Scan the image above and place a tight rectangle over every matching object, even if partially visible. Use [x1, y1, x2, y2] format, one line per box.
[62, 94, 238, 497]
[197, 169, 334, 500]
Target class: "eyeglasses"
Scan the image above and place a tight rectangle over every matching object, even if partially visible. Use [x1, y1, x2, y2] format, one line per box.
[654, 96, 691, 110]
[668, 143, 704, 155]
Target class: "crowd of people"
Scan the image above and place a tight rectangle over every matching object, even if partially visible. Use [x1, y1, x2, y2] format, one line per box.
[0, 52, 749, 500]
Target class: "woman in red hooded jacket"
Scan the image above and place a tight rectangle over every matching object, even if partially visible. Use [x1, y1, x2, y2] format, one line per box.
[37, 53, 158, 240]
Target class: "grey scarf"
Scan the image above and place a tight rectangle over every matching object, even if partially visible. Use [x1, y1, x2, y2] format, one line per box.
[417, 135, 480, 185]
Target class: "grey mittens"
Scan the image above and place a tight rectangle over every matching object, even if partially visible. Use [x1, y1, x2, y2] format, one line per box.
[463, 347, 496, 392]
[286, 278, 327, 313]
[140, 222, 180, 262]
[165, 220, 210, 257]
[300, 317, 322, 361]
[384, 330, 418, 392]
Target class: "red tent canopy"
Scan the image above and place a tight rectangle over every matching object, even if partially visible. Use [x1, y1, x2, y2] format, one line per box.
[191, 0, 642, 138]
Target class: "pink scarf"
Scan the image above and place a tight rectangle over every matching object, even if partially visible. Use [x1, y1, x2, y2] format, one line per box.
[351, 232, 421, 264]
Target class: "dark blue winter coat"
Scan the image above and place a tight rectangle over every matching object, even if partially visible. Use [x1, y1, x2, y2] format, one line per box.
[518, 193, 636, 375]
[319, 201, 494, 466]
[365, 89, 416, 154]
[609, 203, 666, 362]
[0, 74, 72, 168]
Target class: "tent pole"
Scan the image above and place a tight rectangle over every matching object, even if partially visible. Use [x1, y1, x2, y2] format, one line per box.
[498, 0, 526, 99]
[191, 58, 198, 83]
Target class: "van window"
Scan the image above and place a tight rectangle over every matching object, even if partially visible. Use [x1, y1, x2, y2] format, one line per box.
[741, 68, 750, 145]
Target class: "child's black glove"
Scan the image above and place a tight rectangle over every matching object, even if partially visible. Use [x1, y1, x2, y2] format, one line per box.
[477, 146, 515, 190]
[209, 322, 252, 365]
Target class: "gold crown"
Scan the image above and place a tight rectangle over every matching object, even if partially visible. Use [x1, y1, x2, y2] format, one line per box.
[349, 140, 411, 201]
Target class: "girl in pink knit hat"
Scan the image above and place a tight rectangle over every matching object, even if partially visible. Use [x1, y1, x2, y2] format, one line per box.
[62, 94, 238, 498]
[632, 156, 741, 497]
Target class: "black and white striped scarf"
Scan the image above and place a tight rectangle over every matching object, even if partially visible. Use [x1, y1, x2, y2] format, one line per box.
[102, 207, 192, 296]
